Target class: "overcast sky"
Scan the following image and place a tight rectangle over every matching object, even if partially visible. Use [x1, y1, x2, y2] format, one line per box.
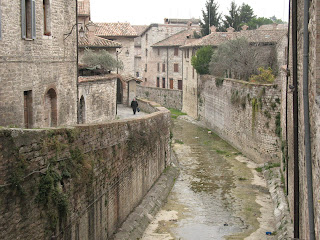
[90, 0, 289, 25]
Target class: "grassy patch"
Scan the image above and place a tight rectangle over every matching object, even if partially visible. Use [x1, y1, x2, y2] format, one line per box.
[175, 139, 184, 144]
[169, 108, 187, 119]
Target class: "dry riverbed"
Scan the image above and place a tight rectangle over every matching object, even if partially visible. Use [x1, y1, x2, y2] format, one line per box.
[142, 117, 276, 240]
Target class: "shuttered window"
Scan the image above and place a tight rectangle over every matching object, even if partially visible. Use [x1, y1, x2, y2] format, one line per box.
[174, 63, 179, 72]
[21, 0, 36, 39]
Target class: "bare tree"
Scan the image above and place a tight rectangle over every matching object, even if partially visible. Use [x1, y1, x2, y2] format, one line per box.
[209, 38, 274, 81]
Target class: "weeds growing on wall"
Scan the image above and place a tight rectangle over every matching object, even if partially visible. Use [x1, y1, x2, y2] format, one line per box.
[169, 108, 187, 119]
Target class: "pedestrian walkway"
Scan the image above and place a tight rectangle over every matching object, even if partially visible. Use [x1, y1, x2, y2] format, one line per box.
[117, 104, 147, 119]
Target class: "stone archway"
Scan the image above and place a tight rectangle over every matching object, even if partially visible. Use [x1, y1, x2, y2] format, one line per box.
[79, 95, 86, 124]
[45, 88, 57, 127]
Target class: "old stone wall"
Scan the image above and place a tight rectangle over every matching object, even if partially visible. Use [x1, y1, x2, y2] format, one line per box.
[0, 105, 171, 240]
[78, 75, 117, 124]
[199, 75, 282, 164]
[281, 0, 320, 238]
[0, 0, 77, 128]
[137, 85, 182, 110]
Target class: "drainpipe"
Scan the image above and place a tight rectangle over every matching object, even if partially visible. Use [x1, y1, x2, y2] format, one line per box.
[292, 0, 300, 237]
[285, 0, 291, 195]
[302, 0, 315, 238]
[76, 0, 79, 124]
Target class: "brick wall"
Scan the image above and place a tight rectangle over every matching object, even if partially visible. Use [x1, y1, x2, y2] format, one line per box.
[137, 85, 182, 110]
[0, 104, 171, 239]
[0, 0, 77, 128]
[199, 75, 281, 164]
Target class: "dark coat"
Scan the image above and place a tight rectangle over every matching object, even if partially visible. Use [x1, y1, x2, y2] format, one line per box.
[131, 100, 138, 110]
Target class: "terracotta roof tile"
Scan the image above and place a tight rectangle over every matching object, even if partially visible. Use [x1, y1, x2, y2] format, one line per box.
[152, 28, 201, 47]
[78, 34, 122, 48]
[132, 25, 149, 36]
[95, 23, 138, 37]
[182, 28, 286, 48]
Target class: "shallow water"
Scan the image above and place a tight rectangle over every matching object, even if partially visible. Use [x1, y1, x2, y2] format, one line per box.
[142, 118, 275, 240]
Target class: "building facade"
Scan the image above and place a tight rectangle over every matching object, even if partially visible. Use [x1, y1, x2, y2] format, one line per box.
[0, 0, 78, 128]
[138, 20, 199, 87]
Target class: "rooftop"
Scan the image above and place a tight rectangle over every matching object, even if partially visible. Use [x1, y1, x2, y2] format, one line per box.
[95, 23, 138, 37]
[78, 34, 122, 48]
[152, 28, 201, 48]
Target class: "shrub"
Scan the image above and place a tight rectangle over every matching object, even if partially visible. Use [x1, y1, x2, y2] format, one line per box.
[249, 67, 275, 83]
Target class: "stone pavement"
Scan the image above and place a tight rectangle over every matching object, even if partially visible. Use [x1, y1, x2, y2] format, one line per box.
[116, 104, 147, 119]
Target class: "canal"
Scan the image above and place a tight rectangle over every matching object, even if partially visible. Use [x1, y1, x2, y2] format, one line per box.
[142, 117, 275, 240]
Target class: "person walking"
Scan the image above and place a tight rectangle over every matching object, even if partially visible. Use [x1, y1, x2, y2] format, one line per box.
[131, 98, 138, 115]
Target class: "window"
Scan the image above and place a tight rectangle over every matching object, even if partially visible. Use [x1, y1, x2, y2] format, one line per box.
[157, 63, 160, 72]
[21, 0, 36, 39]
[45, 88, 57, 127]
[145, 78, 147, 82]
[43, 0, 51, 36]
[136, 72, 139, 77]
[162, 63, 165, 72]
[187, 49, 190, 58]
[145, 48, 148, 57]
[145, 64, 147, 72]
[146, 33, 148, 41]
[174, 48, 179, 56]
[192, 67, 195, 79]
[162, 78, 166, 88]
[178, 80, 182, 90]
[174, 63, 179, 72]
[192, 49, 195, 57]
[24, 91, 33, 128]
[157, 77, 160, 87]
[158, 49, 160, 56]
[170, 78, 174, 89]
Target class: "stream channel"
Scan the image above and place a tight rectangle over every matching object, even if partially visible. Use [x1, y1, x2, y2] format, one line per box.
[141, 117, 276, 240]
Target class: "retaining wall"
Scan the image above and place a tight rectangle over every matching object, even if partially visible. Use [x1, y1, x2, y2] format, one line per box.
[199, 75, 282, 164]
[0, 101, 171, 240]
[137, 85, 182, 110]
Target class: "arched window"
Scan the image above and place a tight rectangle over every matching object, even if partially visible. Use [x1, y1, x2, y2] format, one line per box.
[43, 0, 51, 36]
[79, 96, 86, 124]
[45, 88, 57, 127]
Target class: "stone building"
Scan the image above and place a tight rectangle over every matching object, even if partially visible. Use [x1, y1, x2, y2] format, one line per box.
[0, 0, 77, 128]
[95, 23, 138, 76]
[181, 25, 287, 118]
[138, 19, 200, 87]
[151, 27, 200, 90]
[280, 0, 320, 239]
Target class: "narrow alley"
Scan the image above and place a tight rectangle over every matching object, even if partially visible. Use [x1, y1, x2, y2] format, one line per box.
[142, 116, 276, 240]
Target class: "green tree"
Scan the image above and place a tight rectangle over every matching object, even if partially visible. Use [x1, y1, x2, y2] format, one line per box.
[191, 46, 214, 75]
[200, 0, 222, 36]
[223, 1, 241, 31]
[246, 17, 273, 29]
[270, 15, 286, 24]
[239, 3, 255, 25]
[81, 49, 123, 73]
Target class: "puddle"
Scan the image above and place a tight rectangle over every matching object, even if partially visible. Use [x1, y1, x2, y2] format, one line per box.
[142, 119, 275, 240]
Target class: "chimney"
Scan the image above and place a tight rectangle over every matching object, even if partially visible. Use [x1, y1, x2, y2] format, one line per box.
[241, 25, 248, 31]
[164, 18, 169, 24]
[210, 25, 217, 33]
[87, 23, 96, 44]
[272, 23, 278, 30]
[227, 27, 235, 33]
[187, 21, 192, 28]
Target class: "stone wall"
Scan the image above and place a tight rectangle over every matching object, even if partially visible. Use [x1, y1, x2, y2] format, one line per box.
[137, 85, 182, 110]
[0, 0, 77, 128]
[0, 104, 171, 240]
[78, 75, 117, 124]
[199, 75, 281, 164]
[281, 0, 320, 238]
